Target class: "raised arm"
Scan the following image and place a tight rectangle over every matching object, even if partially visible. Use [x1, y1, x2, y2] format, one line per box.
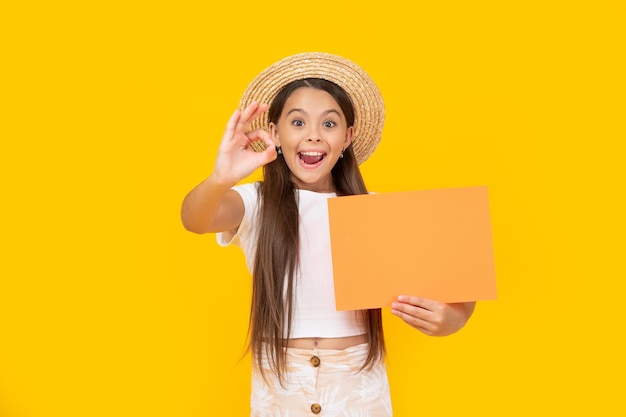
[181, 102, 276, 234]
[181, 176, 245, 234]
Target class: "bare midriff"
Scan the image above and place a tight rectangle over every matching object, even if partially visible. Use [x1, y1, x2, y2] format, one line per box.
[284, 334, 367, 350]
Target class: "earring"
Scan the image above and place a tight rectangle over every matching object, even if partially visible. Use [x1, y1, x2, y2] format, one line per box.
[339, 149, 344, 159]
[276, 146, 283, 155]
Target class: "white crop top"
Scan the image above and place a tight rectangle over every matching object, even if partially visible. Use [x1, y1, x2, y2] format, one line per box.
[217, 182, 365, 339]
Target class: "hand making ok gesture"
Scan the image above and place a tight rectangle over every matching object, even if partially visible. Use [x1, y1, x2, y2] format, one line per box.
[211, 101, 277, 187]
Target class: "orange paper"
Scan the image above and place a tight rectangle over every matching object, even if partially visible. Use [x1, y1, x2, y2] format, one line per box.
[328, 187, 497, 310]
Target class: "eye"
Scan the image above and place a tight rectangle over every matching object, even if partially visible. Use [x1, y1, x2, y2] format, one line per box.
[291, 119, 304, 127]
[323, 120, 336, 128]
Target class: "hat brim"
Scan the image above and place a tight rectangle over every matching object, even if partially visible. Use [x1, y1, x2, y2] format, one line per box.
[240, 52, 385, 165]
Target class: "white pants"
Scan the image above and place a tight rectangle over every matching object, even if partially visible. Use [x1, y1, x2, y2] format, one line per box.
[251, 343, 392, 417]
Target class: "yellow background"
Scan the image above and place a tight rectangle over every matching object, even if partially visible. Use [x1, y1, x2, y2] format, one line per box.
[1, 1, 624, 416]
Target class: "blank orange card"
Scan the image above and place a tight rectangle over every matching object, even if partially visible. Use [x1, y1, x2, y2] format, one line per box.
[328, 187, 497, 311]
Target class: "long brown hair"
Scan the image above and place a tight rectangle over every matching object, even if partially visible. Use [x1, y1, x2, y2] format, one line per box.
[249, 78, 385, 385]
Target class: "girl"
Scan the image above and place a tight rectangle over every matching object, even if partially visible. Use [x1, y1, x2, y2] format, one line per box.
[181, 53, 475, 416]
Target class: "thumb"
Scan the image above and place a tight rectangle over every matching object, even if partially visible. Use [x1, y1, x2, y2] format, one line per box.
[247, 130, 277, 166]
[257, 143, 278, 166]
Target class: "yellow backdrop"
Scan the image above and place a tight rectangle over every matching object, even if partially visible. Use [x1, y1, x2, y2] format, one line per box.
[1, 1, 624, 416]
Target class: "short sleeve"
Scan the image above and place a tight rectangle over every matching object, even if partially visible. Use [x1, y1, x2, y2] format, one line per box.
[216, 182, 260, 247]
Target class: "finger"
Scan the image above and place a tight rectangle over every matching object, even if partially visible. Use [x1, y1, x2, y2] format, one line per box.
[246, 102, 268, 124]
[244, 127, 273, 146]
[391, 300, 431, 322]
[244, 142, 277, 170]
[397, 295, 440, 311]
[255, 131, 277, 160]
[224, 109, 242, 138]
[260, 144, 278, 164]
[232, 101, 259, 135]
[243, 130, 274, 156]
[245, 128, 272, 145]
[391, 308, 435, 335]
[241, 100, 260, 117]
[237, 101, 268, 131]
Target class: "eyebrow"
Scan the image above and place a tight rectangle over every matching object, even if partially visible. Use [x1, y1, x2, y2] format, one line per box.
[286, 108, 342, 117]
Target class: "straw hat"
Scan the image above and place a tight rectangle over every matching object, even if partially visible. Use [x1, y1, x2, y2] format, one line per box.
[240, 52, 385, 165]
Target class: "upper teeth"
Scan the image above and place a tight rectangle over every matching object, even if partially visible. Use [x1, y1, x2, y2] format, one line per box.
[301, 151, 323, 156]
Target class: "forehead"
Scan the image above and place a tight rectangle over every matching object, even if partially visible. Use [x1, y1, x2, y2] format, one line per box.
[282, 87, 342, 112]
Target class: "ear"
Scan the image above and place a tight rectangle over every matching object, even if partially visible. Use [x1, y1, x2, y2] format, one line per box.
[269, 122, 280, 147]
[343, 126, 354, 149]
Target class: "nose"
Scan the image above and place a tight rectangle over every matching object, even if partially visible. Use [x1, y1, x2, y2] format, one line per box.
[307, 126, 322, 142]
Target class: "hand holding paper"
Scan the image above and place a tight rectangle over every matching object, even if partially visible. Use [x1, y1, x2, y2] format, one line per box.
[391, 295, 476, 336]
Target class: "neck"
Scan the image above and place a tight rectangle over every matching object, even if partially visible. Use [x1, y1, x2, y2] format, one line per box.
[290, 176, 336, 194]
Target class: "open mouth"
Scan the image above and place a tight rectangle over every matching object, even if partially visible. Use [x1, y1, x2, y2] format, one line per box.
[298, 151, 326, 166]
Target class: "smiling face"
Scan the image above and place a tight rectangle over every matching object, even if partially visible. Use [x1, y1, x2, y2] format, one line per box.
[269, 87, 354, 193]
